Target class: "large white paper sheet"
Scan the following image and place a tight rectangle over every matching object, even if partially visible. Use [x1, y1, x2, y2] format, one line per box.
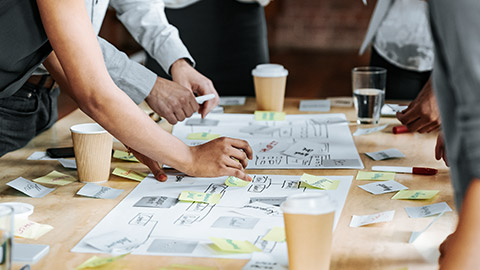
[172, 113, 363, 169]
[72, 174, 353, 260]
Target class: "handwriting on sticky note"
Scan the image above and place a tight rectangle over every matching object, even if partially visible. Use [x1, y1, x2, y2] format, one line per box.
[225, 176, 250, 187]
[77, 254, 128, 270]
[262, 227, 285, 242]
[349, 210, 395, 227]
[356, 171, 395, 181]
[7, 177, 55, 198]
[86, 232, 139, 253]
[113, 150, 139, 162]
[254, 111, 286, 121]
[186, 132, 221, 140]
[365, 148, 405, 161]
[392, 190, 439, 200]
[33, 170, 76, 186]
[358, 180, 408, 195]
[179, 191, 221, 204]
[77, 183, 124, 199]
[300, 173, 340, 190]
[14, 218, 53, 240]
[405, 202, 452, 218]
[209, 237, 261, 253]
[112, 167, 147, 182]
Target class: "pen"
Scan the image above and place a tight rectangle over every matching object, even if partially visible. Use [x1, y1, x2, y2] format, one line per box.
[392, 125, 409, 134]
[195, 94, 216, 104]
[372, 166, 438, 175]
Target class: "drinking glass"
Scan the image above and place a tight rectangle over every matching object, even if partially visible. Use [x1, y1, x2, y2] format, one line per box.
[352, 67, 387, 124]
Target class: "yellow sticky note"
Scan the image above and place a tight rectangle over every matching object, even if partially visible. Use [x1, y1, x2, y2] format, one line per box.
[300, 173, 340, 190]
[254, 111, 286, 121]
[209, 237, 261, 253]
[33, 170, 76, 186]
[392, 190, 439, 200]
[262, 227, 286, 242]
[225, 176, 250, 187]
[186, 132, 221, 140]
[179, 191, 221, 204]
[158, 264, 216, 270]
[356, 171, 396, 181]
[14, 218, 53, 240]
[76, 254, 128, 269]
[112, 167, 147, 181]
[113, 150, 139, 162]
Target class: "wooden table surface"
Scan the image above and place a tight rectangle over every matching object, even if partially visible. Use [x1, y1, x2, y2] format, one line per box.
[0, 97, 455, 270]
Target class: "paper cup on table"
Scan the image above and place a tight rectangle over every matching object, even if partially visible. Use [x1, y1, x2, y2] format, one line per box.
[281, 193, 336, 270]
[252, 64, 288, 112]
[70, 123, 112, 183]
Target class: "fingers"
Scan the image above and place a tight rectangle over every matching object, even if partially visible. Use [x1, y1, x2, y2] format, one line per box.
[226, 138, 253, 159]
[417, 121, 440, 134]
[126, 147, 167, 182]
[223, 167, 252, 182]
[227, 147, 249, 168]
[396, 105, 420, 126]
[435, 135, 443, 161]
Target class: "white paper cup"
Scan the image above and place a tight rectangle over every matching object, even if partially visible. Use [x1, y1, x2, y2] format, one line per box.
[252, 64, 288, 112]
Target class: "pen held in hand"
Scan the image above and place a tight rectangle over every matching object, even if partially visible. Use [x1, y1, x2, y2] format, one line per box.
[195, 94, 216, 104]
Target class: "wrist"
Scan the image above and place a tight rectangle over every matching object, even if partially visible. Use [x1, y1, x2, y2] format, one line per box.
[170, 58, 193, 76]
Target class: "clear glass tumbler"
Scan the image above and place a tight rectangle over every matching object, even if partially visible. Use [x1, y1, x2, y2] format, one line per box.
[352, 67, 387, 124]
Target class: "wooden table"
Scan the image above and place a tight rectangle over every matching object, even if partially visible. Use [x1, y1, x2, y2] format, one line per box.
[0, 98, 455, 269]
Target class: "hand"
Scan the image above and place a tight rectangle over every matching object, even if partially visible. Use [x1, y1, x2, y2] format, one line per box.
[396, 79, 441, 133]
[170, 59, 219, 118]
[145, 77, 199, 125]
[439, 232, 456, 266]
[435, 133, 449, 166]
[186, 137, 253, 181]
[126, 146, 167, 182]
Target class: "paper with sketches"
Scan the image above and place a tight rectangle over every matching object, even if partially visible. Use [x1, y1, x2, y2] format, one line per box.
[185, 119, 219, 126]
[350, 210, 395, 227]
[209, 237, 261, 253]
[262, 227, 285, 242]
[254, 111, 286, 121]
[219, 96, 246, 106]
[282, 141, 328, 160]
[231, 202, 282, 218]
[239, 125, 280, 135]
[27, 151, 56, 161]
[77, 183, 123, 199]
[356, 171, 395, 181]
[58, 158, 77, 169]
[365, 148, 405, 161]
[358, 180, 408, 195]
[299, 99, 331, 112]
[243, 252, 288, 270]
[86, 232, 142, 253]
[14, 218, 53, 240]
[112, 168, 147, 182]
[33, 170, 76, 186]
[405, 202, 452, 218]
[225, 176, 250, 187]
[353, 124, 388, 136]
[77, 254, 128, 269]
[178, 191, 221, 204]
[392, 190, 439, 200]
[186, 132, 221, 140]
[409, 210, 447, 243]
[300, 173, 340, 190]
[113, 150, 139, 162]
[7, 177, 54, 198]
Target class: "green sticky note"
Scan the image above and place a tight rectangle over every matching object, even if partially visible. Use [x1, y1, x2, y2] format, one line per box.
[209, 237, 261, 253]
[112, 167, 147, 181]
[186, 132, 221, 140]
[33, 170, 76, 186]
[392, 190, 439, 200]
[179, 191, 221, 204]
[254, 111, 286, 121]
[158, 264, 217, 270]
[113, 150, 139, 162]
[76, 254, 128, 269]
[356, 171, 396, 181]
[262, 227, 286, 242]
[300, 173, 340, 190]
[225, 176, 250, 187]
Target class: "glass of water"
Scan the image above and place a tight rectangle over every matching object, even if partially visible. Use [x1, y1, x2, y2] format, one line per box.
[352, 67, 387, 124]
[0, 206, 13, 270]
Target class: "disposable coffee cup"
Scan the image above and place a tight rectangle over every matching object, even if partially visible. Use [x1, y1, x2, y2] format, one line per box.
[70, 123, 113, 183]
[281, 193, 336, 270]
[252, 64, 288, 112]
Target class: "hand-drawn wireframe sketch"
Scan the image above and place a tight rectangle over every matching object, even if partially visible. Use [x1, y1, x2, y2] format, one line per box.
[72, 174, 353, 261]
[171, 113, 363, 169]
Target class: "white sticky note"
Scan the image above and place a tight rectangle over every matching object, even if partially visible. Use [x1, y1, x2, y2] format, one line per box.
[243, 252, 287, 270]
[365, 148, 405, 161]
[381, 104, 408, 116]
[328, 97, 353, 107]
[219, 96, 246, 106]
[282, 141, 328, 160]
[299, 99, 331, 112]
[405, 202, 452, 218]
[350, 210, 395, 227]
[358, 180, 408, 195]
[77, 183, 123, 199]
[409, 210, 447, 243]
[86, 232, 140, 253]
[57, 158, 77, 169]
[210, 106, 224, 114]
[353, 124, 388, 136]
[7, 177, 54, 198]
[27, 152, 56, 161]
[231, 202, 282, 218]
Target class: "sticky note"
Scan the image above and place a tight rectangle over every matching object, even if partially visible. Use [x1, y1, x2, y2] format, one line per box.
[7, 177, 55, 198]
[300, 173, 340, 190]
[254, 111, 286, 121]
[77, 183, 124, 199]
[262, 227, 285, 242]
[159, 265, 216, 270]
[33, 170, 76, 186]
[349, 210, 395, 227]
[186, 132, 221, 140]
[113, 150, 139, 162]
[392, 190, 439, 200]
[225, 176, 250, 187]
[404, 202, 452, 218]
[358, 180, 408, 195]
[76, 254, 128, 269]
[356, 171, 395, 181]
[112, 167, 147, 182]
[209, 237, 261, 253]
[179, 191, 221, 204]
[365, 148, 405, 161]
[14, 218, 53, 240]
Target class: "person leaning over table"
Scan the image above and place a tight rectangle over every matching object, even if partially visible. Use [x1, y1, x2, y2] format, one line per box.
[0, 0, 253, 181]
[427, 0, 480, 268]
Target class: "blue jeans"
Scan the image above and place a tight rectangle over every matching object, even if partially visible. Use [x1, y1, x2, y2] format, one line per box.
[0, 82, 59, 157]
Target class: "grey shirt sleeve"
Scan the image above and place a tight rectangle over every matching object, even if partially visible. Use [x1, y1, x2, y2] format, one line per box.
[98, 37, 157, 104]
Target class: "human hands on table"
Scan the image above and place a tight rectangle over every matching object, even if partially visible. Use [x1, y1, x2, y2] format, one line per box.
[125, 146, 168, 182]
[396, 79, 441, 133]
[435, 133, 449, 166]
[170, 58, 219, 119]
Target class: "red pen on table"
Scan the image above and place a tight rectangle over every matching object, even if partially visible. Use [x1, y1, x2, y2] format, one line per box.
[372, 166, 438, 175]
[392, 125, 410, 134]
